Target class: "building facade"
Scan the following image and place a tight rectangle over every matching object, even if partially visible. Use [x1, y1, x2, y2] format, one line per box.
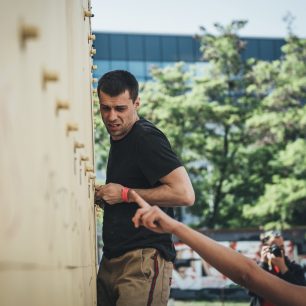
[93, 32, 285, 81]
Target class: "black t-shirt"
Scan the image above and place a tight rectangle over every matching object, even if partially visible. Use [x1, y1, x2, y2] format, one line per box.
[102, 118, 182, 261]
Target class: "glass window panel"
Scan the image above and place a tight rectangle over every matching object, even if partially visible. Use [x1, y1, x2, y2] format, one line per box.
[128, 61, 145, 79]
[259, 40, 274, 61]
[178, 36, 194, 61]
[110, 60, 128, 71]
[161, 61, 175, 68]
[242, 38, 259, 59]
[138, 77, 146, 83]
[161, 36, 178, 61]
[93, 60, 111, 78]
[145, 36, 161, 61]
[110, 34, 127, 60]
[94, 33, 110, 60]
[127, 35, 144, 60]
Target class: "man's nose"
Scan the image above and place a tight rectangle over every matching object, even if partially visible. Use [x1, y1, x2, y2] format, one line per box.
[108, 109, 117, 121]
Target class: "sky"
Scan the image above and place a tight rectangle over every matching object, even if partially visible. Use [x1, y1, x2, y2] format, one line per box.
[91, 0, 306, 38]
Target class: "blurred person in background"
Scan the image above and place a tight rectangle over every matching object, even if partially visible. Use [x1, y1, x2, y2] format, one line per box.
[249, 230, 306, 306]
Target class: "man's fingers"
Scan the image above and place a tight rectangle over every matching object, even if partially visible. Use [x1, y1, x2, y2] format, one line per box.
[95, 184, 104, 190]
[95, 185, 106, 197]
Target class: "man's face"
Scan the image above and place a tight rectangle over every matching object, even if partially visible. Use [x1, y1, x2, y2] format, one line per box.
[261, 235, 285, 261]
[99, 90, 140, 140]
[267, 236, 285, 252]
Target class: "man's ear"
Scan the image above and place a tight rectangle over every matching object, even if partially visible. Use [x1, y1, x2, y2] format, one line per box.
[134, 97, 141, 109]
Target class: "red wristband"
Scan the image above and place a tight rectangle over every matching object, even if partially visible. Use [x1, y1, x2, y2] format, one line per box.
[121, 187, 130, 202]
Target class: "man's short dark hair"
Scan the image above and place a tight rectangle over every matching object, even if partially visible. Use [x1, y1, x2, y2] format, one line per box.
[97, 70, 139, 102]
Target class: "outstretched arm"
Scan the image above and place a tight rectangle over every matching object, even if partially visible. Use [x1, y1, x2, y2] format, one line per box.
[130, 190, 306, 306]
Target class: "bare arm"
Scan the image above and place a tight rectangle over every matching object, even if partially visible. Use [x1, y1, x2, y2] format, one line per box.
[173, 224, 306, 306]
[134, 166, 194, 207]
[95, 166, 195, 207]
[130, 190, 306, 306]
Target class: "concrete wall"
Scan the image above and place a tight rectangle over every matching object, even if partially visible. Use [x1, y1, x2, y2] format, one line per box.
[0, 0, 97, 305]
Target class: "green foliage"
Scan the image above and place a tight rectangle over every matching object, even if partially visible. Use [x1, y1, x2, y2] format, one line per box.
[244, 177, 306, 228]
[94, 21, 306, 230]
[142, 21, 306, 227]
[141, 21, 258, 228]
[243, 33, 306, 228]
[93, 93, 110, 173]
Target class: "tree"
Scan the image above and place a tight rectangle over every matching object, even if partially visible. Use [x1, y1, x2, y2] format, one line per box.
[94, 22, 306, 230]
[93, 93, 110, 175]
[243, 35, 306, 228]
[141, 21, 260, 228]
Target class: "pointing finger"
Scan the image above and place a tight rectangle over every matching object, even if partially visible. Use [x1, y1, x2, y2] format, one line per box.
[129, 190, 151, 209]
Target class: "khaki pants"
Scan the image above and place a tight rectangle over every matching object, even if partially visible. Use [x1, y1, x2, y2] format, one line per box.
[97, 248, 173, 306]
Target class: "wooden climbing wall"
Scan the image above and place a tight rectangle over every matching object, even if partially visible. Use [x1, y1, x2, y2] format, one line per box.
[0, 0, 97, 305]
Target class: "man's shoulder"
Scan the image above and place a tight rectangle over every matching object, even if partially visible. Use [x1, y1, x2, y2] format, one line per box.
[286, 257, 303, 270]
[134, 118, 165, 138]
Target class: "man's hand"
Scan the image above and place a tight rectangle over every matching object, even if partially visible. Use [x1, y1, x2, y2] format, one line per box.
[95, 183, 124, 205]
[130, 190, 179, 234]
[271, 254, 288, 274]
[260, 245, 271, 263]
[261, 245, 288, 273]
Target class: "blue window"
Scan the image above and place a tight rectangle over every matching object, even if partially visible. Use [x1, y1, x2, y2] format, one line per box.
[243, 38, 259, 59]
[259, 39, 275, 61]
[145, 36, 161, 61]
[127, 35, 144, 60]
[161, 36, 178, 61]
[178, 36, 195, 61]
[128, 61, 146, 80]
[110, 60, 128, 71]
[110, 35, 127, 60]
[93, 60, 111, 78]
[94, 33, 110, 60]
[161, 61, 176, 68]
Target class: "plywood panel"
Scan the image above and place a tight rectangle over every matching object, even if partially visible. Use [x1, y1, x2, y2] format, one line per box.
[0, 0, 97, 305]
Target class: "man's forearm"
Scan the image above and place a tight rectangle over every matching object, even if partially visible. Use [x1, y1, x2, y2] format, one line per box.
[134, 184, 193, 207]
[133, 166, 194, 207]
